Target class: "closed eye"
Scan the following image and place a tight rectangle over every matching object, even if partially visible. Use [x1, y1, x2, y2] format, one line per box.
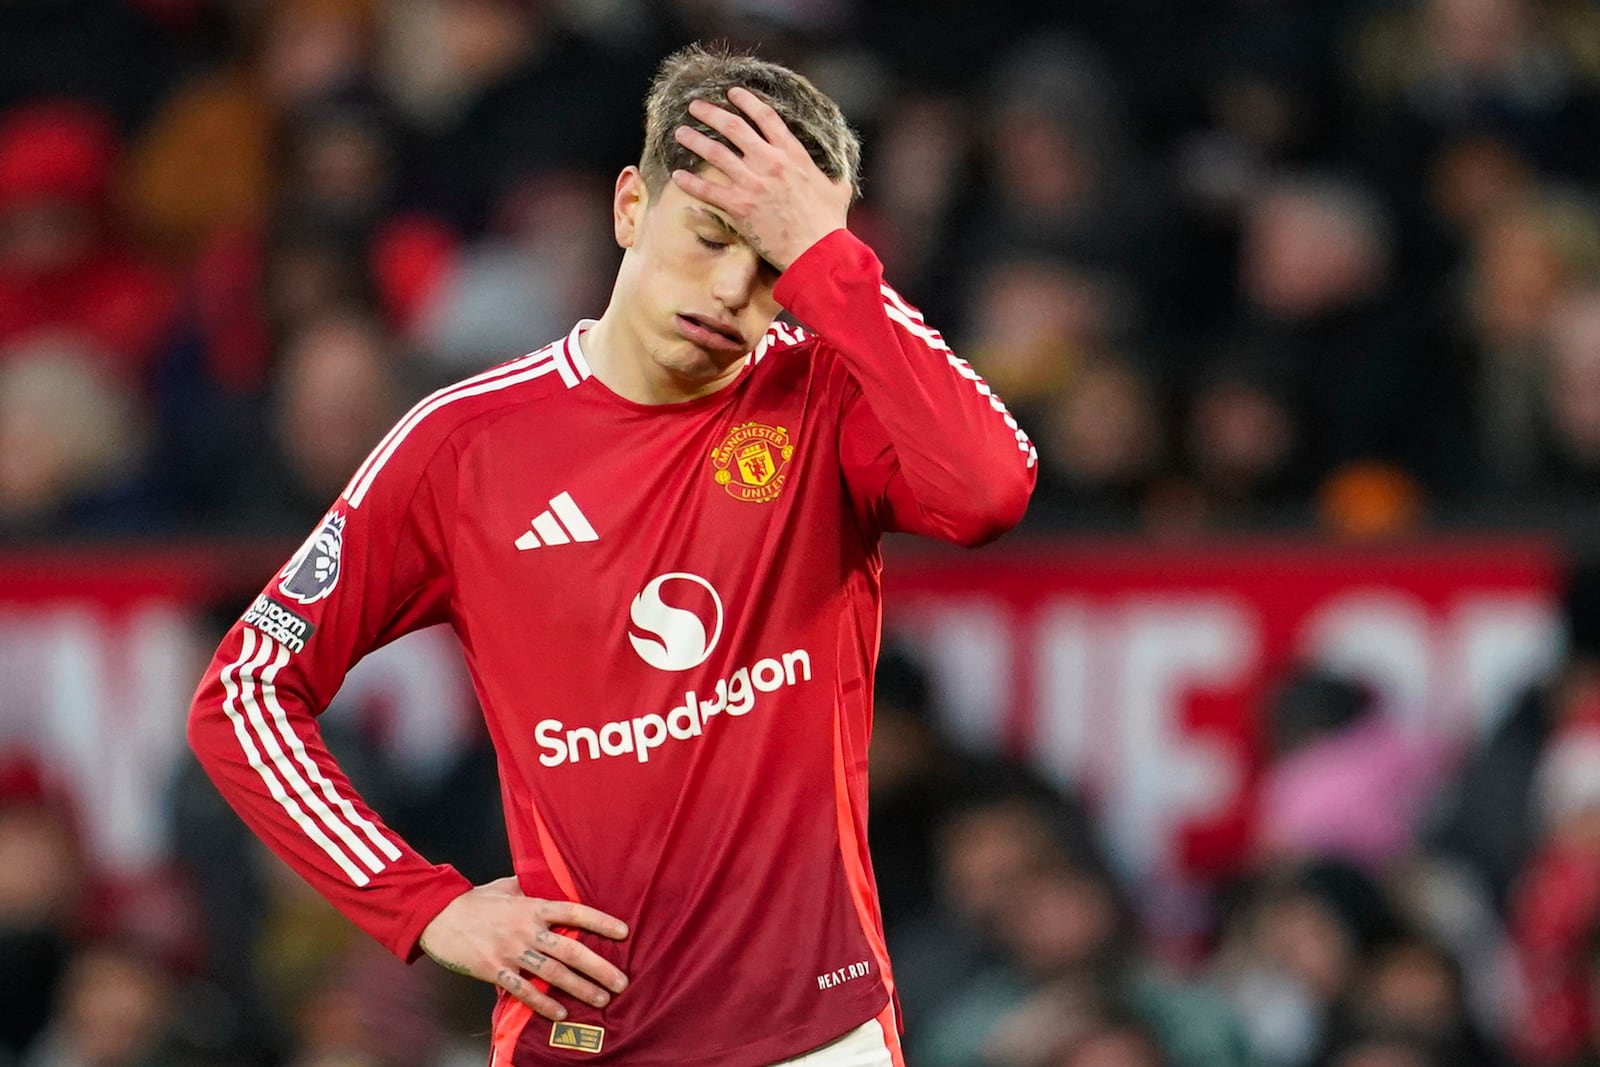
[697, 235, 730, 250]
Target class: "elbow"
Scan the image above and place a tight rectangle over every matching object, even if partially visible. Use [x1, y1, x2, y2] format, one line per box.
[943, 465, 1036, 547]
[185, 693, 212, 764]
[186, 676, 226, 768]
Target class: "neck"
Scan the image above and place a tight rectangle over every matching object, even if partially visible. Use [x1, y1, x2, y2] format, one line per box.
[583, 306, 746, 406]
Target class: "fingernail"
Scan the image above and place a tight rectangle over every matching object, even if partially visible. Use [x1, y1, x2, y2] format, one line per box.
[555, 1007, 568, 1020]
[612, 977, 628, 993]
[594, 992, 610, 1007]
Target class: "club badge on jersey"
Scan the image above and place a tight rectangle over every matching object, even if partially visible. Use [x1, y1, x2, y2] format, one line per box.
[710, 421, 795, 503]
[278, 509, 347, 605]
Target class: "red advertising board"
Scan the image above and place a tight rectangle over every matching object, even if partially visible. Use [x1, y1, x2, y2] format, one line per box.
[882, 536, 1563, 881]
[0, 537, 1565, 889]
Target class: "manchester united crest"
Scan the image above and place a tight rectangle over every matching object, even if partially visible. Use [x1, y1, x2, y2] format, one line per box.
[710, 421, 795, 503]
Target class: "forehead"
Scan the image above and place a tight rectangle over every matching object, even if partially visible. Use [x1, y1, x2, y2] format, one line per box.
[649, 167, 735, 224]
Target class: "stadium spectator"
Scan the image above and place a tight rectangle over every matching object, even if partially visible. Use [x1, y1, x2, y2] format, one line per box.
[400, 0, 649, 235]
[1255, 673, 1447, 871]
[0, 798, 84, 1062]
[892, 780, 1096, 1059]
[1054, 1019, 1172, 1067]
[125, 0, 381, 259]
[0, 101, 176, 383]
[20, 939, 178, 1067]
[864, 643, 960, 936]
[414, 171, 613, 376]
[1183, 355, 1309, 527]
[1529, 287, 1600, 505]
[857, 93, 972, 316]
[1571, 926, 1600, 1067]
[1028, 355, 1168, 531]
[219, 310, 406, 534]
[963, 256, 1136, 414]
[1214, 861, 1400, 1067]
[1329, 935, 1507, 1067]
[1319, 1032, 1441, 1067]
[1230, 175, 1455, 497]
[0, 336, 157, 538]
[1507, 718, 1600, 1064]
[1430, 561, 1600, 906]
[1459, 191, 1600, 494]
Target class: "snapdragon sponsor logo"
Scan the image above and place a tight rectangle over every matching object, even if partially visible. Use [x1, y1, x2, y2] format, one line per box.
[627, 572, 722, 671]
[535, 649, 812, 767]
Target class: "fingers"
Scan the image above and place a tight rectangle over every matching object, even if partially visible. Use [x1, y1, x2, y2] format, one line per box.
[538, 899, 630, 941]
[674, 123, 749, 180]
[495, 965, 571, 1023]
[671, 168, 734, 212]
[532, 927, 629, 996]
[421, 885, 634, 1025]
[726, 86, 798, 150]
[517, 945, 616, 1009]
[687, 96, 769, 157]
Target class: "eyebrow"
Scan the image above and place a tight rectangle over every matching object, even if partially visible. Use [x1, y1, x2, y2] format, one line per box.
[688, 207, 739, 237]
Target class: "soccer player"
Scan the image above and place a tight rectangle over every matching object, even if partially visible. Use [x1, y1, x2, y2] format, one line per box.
[187, 45, 1036, 1066]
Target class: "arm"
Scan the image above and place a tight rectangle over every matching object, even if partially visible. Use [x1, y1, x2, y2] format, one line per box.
[186, 427, 467, 961]
[671, 88, 1036, 545]
[188, 403, 626, 1019]
[776, 231, 1036, 545]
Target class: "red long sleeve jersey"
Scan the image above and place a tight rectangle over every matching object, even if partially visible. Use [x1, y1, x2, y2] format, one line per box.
[188, 231, 1036, 1066]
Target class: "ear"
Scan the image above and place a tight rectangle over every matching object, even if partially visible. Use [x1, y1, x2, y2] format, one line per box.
[613, 166, 649, 249]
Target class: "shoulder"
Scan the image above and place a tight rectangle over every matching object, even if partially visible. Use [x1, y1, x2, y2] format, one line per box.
[748, 321, 845, 390]
[749, 321, 821, 367]
[340, 333, 584, 509]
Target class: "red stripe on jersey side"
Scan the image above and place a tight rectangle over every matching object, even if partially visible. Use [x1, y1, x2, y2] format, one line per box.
[876, 1002, 907, 1067]
[491, 797, 589, 1065]
[831, 701, 897, 1005]
[491, 999, 532, 1067]
[528, 797, 581, 902]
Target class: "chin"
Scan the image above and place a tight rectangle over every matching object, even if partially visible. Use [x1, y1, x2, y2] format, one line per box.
[663, 338, 741, 377]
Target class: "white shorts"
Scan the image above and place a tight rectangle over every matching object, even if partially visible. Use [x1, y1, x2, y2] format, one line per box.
[770, 1011, 901, 1067]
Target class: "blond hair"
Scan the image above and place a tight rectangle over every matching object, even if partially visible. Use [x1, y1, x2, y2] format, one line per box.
[639, 44, 861, 199]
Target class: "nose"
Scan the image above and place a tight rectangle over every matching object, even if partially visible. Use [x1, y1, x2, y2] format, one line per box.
[710, 248, 764, 312]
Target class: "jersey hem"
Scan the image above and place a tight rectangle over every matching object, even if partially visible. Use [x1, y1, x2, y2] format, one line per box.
[515, 985, 889, 1067]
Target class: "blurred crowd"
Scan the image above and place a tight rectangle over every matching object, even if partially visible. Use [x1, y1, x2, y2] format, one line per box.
[2, 0, 1600, 540]
[7, 0, 1600, 1064]
[8, 571, 1600, 1067]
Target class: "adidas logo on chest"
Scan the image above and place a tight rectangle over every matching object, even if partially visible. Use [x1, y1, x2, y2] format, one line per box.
[515, 491, 598, 550]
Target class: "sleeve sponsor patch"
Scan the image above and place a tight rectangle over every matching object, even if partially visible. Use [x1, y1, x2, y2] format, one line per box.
[242, 594, 317, 654]
[278, 509, 346, 605]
